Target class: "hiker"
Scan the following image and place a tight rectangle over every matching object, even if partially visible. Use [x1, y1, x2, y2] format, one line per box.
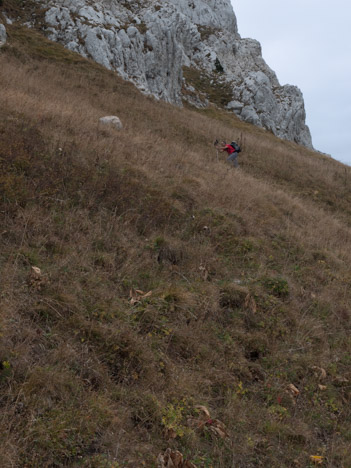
[219, 140, 240, 168]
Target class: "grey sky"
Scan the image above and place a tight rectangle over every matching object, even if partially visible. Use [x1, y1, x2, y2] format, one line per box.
[232, 0, 351, 165]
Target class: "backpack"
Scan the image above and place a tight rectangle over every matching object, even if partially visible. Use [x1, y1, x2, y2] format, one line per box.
[230, 141, 241, 153]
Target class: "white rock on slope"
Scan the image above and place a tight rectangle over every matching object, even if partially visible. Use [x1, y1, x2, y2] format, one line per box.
[35, 0, 312, 148]
[99, 116, 123, 130]
[0, 23, 7, 48]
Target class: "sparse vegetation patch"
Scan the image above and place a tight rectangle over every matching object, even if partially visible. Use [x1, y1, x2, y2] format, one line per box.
[183, 66, 233, 107]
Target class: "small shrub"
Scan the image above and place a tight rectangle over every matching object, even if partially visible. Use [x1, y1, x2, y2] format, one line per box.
[183, 66, 233, 107]
[131, 392, 162, 430]
[161, 400, 192, 438]
[214, 57, 224, 73]
[219, 284, 249, 309]
[81, 455, 120, 467]
[261, 276, 289, 298]
[197, 25, 218, 41]
[0, 360, 11, 382]
[136, 22, 148, 34]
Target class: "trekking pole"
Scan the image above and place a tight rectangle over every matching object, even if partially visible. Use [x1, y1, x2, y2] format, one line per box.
[214, 139, 219, 162]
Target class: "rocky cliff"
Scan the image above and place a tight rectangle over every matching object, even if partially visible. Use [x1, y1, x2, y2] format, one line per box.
[14, 0, 312, 147]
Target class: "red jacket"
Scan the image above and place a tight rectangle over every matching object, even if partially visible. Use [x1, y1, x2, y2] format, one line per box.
[224, 144, 235, 155]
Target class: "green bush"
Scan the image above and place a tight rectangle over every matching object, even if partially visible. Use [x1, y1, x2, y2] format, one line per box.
[261, 276, 289, 298]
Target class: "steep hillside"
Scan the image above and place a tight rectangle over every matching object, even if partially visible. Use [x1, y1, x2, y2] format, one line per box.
[0, 25, 351, 468]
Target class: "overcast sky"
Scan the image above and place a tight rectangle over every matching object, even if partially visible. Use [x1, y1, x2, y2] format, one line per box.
[232, 0, 351, 166]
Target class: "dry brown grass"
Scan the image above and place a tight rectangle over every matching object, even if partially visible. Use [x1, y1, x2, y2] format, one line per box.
[0, 24, 351, 468]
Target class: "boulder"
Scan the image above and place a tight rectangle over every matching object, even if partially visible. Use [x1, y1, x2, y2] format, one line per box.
[98, 115, 123, 130]
[0, 24, 6, 48]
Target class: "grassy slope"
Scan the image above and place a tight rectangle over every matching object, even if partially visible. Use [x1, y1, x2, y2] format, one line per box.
[0, 23, 351, 468]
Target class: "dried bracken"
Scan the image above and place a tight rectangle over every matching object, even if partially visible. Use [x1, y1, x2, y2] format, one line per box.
[310, 455, 324, 465]
[311, 366, 327, 381]
[157, 448, 196, 468]
[187, 405, 230, 440]
[129, 288, 152, 305]
[244, 293, 257, 313]
[27, 266, 48, 291]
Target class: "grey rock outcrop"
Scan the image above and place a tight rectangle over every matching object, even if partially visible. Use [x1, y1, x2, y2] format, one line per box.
[0, 23, 7, 48]
[29, 0, 312, 148]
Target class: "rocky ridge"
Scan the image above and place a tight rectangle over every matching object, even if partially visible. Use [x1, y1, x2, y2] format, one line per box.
[11, 0, 312, 147]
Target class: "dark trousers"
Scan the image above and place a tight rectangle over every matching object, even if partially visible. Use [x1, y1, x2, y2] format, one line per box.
[227, 152, 238, 167]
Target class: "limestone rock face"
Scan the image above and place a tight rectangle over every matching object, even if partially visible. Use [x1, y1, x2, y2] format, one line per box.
[0, 23, 7, 48]
[30, 0, 312, 148]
